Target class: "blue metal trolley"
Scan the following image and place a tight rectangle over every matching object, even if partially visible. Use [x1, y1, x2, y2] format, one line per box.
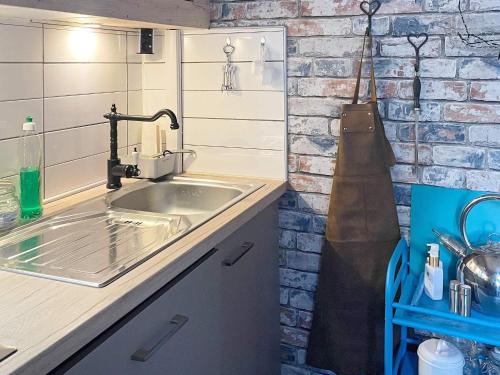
[384, 184, 500, 374]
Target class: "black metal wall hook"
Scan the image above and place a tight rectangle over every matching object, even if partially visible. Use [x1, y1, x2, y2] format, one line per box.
[360, 0, 381, 36]
[407, 33, 429, 72]
[407, 33, 428, 110]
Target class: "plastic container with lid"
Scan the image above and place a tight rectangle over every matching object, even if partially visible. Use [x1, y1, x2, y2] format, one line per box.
[418, 339, 464, 375]
[0, 181, 19, 230]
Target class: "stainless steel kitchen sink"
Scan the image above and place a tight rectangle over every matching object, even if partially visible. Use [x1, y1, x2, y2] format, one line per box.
[0, 176, 262, 287]
[109, 177, 249, 221]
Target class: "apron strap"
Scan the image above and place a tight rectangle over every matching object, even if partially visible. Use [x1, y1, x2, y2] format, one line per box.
[352, 33, 377, 104]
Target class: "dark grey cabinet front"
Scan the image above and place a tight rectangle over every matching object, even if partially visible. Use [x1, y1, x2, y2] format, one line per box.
[64, 204, 279, 375]
[66, 251, 221, 375]
[218, 205, 280, 375]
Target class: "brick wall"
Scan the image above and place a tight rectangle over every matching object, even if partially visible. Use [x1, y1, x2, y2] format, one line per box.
[210, 1, 500, 374]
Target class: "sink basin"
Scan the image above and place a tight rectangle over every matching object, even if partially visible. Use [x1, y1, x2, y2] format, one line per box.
[0, 176, 262, 287]
[109, 178, 248, 219]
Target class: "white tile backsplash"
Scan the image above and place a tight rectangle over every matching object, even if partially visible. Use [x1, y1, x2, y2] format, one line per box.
[184, 118, 285, 150]
[0, 64, 43, 101]
[0, 99, 43, 140]
[182, 61, 285, 91]
[181, 28, 287, 180]
[143, 63, 169, 90]
[0, 22, 173, 200]
[183, 145, 285, 179]
[44, 152, 108, 199]
[44, 92, 127, 132]
[183, 91, 285, 120]
[44, 27, 127, 63]
[127, 64, 143, 91]
[183, 31, 285, 63]
[0, 137, 21, 178]
[0, 24, 43, 62]
[0, 134, 44, 178]
[44, 122, 127, 167]
[44, 63, 127, 97]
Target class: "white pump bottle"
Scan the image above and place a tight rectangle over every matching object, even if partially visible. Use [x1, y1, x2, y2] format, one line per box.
[424, 243, 444, 300]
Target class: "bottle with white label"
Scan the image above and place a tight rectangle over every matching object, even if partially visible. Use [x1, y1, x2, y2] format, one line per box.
[424, 243, 444, 300]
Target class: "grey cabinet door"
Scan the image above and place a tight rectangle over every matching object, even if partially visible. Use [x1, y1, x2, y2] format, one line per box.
[218, 205, 280, 375]
[66, 251, 221, 375]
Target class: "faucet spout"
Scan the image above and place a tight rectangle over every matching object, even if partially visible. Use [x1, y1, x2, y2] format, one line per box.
[104, 106, 179, 129]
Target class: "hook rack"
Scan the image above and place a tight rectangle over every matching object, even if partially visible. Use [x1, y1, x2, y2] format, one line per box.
[359, 0, 381, 36]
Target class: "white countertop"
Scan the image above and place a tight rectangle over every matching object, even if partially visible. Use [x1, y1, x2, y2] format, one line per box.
[0, 174, 286, 375]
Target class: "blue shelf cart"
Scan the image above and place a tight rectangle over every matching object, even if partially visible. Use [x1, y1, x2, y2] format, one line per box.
[384, 185, 500, 375]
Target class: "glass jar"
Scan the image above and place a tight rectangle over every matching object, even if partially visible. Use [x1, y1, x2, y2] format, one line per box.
[484, 347, 500, 375]
[0, 181, 19, 230]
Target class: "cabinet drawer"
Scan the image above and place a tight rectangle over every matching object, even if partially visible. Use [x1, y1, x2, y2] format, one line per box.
[66, 251, 221, 375]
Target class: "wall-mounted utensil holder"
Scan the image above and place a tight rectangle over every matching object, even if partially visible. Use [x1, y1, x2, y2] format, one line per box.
[122, 153, 175, 179]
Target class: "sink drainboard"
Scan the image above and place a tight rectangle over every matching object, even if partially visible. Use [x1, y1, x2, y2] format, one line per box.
[0, 211, 185, 287]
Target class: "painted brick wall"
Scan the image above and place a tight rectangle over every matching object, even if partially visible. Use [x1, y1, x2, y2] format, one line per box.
[210, 1, 500, 374]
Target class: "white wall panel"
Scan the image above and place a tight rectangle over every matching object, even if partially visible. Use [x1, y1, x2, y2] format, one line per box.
[183, 145, 285, 179]
[0, 99, 43, 140]
[44, 152, 108, 199]
[184, 119, 285, 150]
[181, 27, 287, 180]
[44, 27, 127, 63]
[127, 64, 142, 91]
[44, 123, 127, 166]
[143, 63, 169, 90]
[0, 22, 175, 200]
[183, 31, 284, 62]
[0, 135, 44, 178]
[44, 92, 127, 132]
[182, 61, 284, 91]
[0, 138, 20, 178]
[0, 64, 43, 101]
[44, 63, 127, 97]
[0, 24, 42, 62]
[183, 91, 285, 120]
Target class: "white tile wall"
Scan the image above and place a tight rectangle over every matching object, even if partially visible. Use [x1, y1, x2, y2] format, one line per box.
[182, 61, 285, 91]
[181, 28, 287, 180]
[0, 22, 177, 200]
[129, 30, 182, 157]
[0, 24, 43, 62]
[0, 99, 43, 140]
[0, 64, 43, 101]
[44, 28, 127, 63]
[44, 63, 128, 97]
[44, 92, 127, 132]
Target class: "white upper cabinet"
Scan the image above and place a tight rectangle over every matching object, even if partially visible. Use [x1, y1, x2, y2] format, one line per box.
[0, 0, 210, 29]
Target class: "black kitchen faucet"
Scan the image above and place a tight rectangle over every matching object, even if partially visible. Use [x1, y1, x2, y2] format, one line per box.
[103, 104, 180, 189]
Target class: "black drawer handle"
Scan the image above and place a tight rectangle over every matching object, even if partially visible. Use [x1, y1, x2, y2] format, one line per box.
[222, 242, 255, 267]
[131, 314, 188, 362]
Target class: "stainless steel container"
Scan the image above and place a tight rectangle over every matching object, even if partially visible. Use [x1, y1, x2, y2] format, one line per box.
[449, 280, 460, 314]
[458, 284, 471, 317]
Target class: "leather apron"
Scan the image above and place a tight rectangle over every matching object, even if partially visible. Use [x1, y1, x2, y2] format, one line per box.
[307, 33, 400, 375]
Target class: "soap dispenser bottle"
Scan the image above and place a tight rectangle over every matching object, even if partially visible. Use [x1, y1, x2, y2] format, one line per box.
[424, 243, 444, 300]
[18, 116, 42, 219]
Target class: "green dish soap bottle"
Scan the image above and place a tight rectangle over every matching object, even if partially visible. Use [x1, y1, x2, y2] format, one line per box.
[19, 116, 42, 219]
